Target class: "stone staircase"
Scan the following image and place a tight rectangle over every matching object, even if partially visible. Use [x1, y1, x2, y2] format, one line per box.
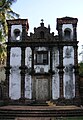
[0, 105, 83, 120]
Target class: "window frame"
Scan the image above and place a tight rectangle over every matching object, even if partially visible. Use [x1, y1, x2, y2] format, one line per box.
[35, 51, 48, 65]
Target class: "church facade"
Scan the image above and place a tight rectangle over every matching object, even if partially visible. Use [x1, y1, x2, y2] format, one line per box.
[5, 17, 80, 105]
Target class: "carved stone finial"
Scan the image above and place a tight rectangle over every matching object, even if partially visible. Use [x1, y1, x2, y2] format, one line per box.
[41, 19, 44, 23]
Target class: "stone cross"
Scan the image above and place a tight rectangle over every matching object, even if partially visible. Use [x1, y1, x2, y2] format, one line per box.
[41, 19, 44, 23]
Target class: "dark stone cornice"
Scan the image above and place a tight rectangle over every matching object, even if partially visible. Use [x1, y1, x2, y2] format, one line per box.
[57, 17, 78, 30]
[57, 17, 78, 24]
[7, 19, 29, 31]
[6, 41, 79, 48]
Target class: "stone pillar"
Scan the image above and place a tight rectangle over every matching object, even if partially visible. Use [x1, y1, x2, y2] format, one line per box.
[58, 24, 63, 41]
[30, 47, 35, 100]
[31, 46, 35, 73]
[49, 47, 52, 72]
[73, 24, 77, 41]
[8, 25, 11, 42]
[20, 47, 26, 100]
[49, 47, 53, 100]
[5, 46, 11, 99]
[74, 46, 80, 104]
[58, 46, 64, 98]
[22, 24, 27, 41]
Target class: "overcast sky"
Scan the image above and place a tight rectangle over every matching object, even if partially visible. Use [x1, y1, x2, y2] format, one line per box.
[12, 0, 83, 61]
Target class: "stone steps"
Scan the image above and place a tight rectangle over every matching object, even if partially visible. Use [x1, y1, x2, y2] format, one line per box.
[0, 105, 83, 119]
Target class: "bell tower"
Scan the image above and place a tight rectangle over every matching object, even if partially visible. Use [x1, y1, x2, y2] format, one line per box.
[56, 17, 80, 105]
[6, 19, 29, 100]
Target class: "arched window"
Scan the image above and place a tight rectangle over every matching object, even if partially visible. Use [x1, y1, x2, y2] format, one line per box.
[64, 29, 71, 40]
[14, 29, 20, 41]
[40, 31, 44, 39]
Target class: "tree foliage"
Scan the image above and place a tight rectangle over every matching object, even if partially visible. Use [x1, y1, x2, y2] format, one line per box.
[0, 0, 19, 65]
[0, 0, 19, 37]
[79, 62, 83, 76]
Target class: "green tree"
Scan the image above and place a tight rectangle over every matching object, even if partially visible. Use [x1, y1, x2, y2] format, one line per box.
[0, 0, 19, 64]
[0, 30, 6, 64]
[79, 62, 83, 75]
[79, 45, 83, 75]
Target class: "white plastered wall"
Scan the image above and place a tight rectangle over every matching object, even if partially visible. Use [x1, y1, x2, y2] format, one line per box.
[25, 47, 32, 99]
[63, 46, 75, 99]
[9, 47, 21, 99]
[52, 47, 59, 99]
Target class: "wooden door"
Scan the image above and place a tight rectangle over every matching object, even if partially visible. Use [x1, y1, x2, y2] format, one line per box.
[36, 79, 49, 100]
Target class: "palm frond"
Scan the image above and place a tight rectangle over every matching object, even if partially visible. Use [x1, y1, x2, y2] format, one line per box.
[7, 10, 19, 19]
[0, 0, 19, 64]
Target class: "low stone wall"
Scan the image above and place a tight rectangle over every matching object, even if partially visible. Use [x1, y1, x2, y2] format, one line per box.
[79, 75, 83, 105]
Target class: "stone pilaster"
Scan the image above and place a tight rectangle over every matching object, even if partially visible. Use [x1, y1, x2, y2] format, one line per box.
[20, 47, 26, 100]
[5, 46, 11, 99]
[22, 24, 27, 41]
[49, 47, 55, 75]
[73, 24, 77, 41]
[8, 25, 11, 42]
[58, 46, 64, 98]
[74, 46, 80, 104]
[49, 47, 52, 100]
[58, 24, 63, 41]
[31, 47, 35, 74]
[50, 47, 52, 72]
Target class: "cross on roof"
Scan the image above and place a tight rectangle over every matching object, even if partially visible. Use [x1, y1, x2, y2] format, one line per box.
[41, 19, 44, 23]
